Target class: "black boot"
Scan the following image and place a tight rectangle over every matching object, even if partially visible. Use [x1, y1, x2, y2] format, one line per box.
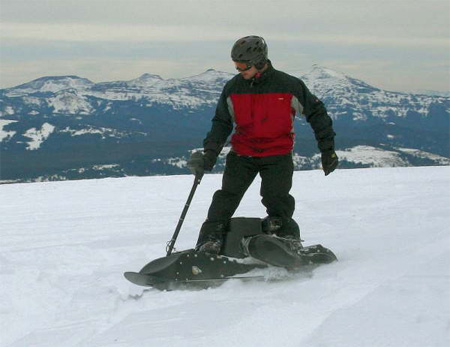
[242, 217, 303, 267]
[196, 239, 222, 255]
[241, 234, 305, 268]
[195, 220, 227, 255]
[262, 217, 301, 240]
[271, 218, 303, 254]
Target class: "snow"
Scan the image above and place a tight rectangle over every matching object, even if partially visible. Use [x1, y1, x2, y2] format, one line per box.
[4, 106, 15, 116]
[336, 145, 409, 167]
[23, 123, 55, 150]
[299, 65, 444, 120]
[182, 69, 234, 83]
[80, 69, 233, 109]
[398, 148, 450, 165]
[48, 91, 93, 115]
[3, 66, 446, 121]
[1, 166, 449, 347]
[11, 76, 94, 94]
[60, 126, 133, 139]
[127, 73, 164, 87]
[0, 119, 17, 142]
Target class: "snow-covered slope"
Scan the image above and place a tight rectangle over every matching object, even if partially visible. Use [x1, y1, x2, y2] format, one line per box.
[4, 69, 234, 110]
[1, 167, 449, 346]
[8, 76, 94, 95]
[300, 65, 445, 121]
[3, 66, 447, 118]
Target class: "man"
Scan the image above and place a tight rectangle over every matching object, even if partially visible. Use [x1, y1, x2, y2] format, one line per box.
[188, 35, 338, 255]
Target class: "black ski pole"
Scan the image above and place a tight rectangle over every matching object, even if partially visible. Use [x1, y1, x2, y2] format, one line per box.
[166, 173, 202, 256]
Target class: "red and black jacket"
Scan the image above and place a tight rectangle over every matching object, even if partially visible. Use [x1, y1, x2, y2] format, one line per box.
[203, 63, 335, 157]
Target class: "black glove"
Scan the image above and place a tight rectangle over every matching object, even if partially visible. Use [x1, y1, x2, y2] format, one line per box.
[203, 150, 217, 171]
[187, 150, 217, 177]
[321, 150, 338, 176]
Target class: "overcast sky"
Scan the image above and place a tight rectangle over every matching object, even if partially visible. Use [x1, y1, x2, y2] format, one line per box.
[1, 0, 449, 92]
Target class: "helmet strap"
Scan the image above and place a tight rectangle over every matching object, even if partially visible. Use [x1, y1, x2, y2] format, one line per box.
[255, 59, 269, 72]
[255, 62, 265, 70]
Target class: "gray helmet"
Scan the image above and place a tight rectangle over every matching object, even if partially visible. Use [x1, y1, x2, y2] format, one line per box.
[231, 36, 268, 68]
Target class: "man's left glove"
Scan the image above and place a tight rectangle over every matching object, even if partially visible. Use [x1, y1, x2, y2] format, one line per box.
[187, 150, 217, 177]
[321, 150, 338, 176]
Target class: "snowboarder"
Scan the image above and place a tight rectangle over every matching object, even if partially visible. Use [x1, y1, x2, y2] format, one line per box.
[188, 35, 338, 255]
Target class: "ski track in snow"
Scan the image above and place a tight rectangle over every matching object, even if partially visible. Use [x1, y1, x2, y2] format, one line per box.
[1, 167, 449, 347]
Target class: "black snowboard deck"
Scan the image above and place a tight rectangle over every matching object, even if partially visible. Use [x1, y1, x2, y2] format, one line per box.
[124, 249, 268, 290]
[124, 270, 265, 291]
[124, 244, 336, 290]
[124, 218, 337, 291]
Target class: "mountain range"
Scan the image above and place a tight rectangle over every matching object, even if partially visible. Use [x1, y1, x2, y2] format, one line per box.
[0, 65, 449, 183]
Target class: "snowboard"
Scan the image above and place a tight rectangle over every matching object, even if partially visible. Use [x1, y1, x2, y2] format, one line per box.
[124, 250, 267, 290]
[124, 217, 337, 290]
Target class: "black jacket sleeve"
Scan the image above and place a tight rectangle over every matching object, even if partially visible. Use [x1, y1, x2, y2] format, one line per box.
[203, 84, 234, 155]
[298, 80, 336, 153]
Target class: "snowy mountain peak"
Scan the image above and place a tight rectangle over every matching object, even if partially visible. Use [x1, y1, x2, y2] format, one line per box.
[303, 65, 363, 87]
[127, 73, 164, 87]
[302, 65, 377, 96]
[308, 64, 348, 80]
[12, 75, 94, 94]
[184, 69, 235, 83]
[135, 73, 163, 82]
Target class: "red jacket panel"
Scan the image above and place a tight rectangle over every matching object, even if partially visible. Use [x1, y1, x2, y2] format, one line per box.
[230, 92, 295, 156]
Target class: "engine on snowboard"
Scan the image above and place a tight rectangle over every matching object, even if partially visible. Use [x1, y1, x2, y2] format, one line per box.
[124, 217, 337, 290]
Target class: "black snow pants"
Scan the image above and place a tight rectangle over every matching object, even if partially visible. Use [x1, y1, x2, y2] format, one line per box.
[197, 151, 295, 245]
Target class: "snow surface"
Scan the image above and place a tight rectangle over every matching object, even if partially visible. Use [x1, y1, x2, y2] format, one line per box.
[10, 76, 94, 95]
[23, 123, 55, 150]
[4, 66, 447, 119]
[0, 119, 17, 142]
[48, 91, 93, 115]
[299, 65, 444, 121]
[1, 167, 449, 347]
[336, 146, 409, 167]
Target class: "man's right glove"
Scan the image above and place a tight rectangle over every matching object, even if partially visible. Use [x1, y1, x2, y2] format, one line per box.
[187, 150, 217, 177]
[321, 150, 338, 176]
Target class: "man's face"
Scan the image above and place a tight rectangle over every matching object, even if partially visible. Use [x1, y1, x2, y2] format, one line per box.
[234, 61, 258, 80]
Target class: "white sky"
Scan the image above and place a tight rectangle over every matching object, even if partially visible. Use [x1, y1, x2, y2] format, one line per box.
[1, 0, 449, 92]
